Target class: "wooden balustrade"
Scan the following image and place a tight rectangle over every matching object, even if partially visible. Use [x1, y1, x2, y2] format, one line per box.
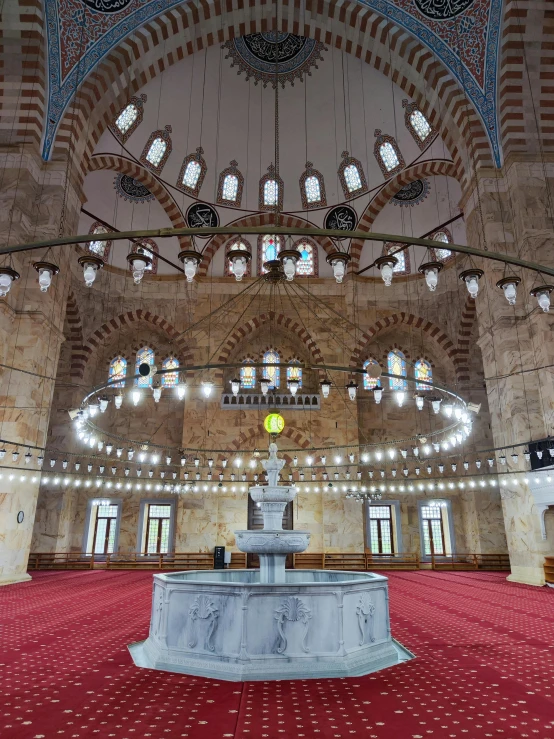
[28, 551, 510, 572]
[544, 556, 554, 585]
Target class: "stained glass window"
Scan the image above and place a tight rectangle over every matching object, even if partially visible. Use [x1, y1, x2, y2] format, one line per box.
[146, 137, 167, 167]
[108, 356, 127, 388]
[287, 362, 303, 388]
[222, 174, 239, 202]
[259, 235, 281, 274]
[410, 110, 432, 142]
[161, 357, 179, 387]
[263, 349, 280, 390]
[369, 505, 394, 554]
[135, 346, 155, 387]
[379, 142, 400, 172]
[386, 243, 407, 273]
[363, 358, 381, 390]
[415, 359, 433, 391]
[264, 179, 279, 206]
[304, 175, 321, 204]
[88, 224, 110, 260]
[240, 361, 256, 389]
[344, 164, 362, 193]
[433, 231, 452, 260]
[295, 239, 315, 277]
[182, 160, 201, 189]
[115, 103, 138, 134]
[145, 504, 172, 555]
[387, 349, 407, 390]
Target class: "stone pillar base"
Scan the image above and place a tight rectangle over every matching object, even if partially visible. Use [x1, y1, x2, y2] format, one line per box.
[0, 572, 32, 587]
[506, 566, 545, 587]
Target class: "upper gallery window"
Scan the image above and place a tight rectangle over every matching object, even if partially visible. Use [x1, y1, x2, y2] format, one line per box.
[403, 100, 436, 149]
[363, 358, 381, 390]
[225, 237, 252, 278]
[217, 161, 244, 207]
[129, 239, 159, 275]
[258, 235, 282, 274]
[415, 359, 433, 391]
[140, 125, 172, 174]
[259, 164, 284, 211]
[374, 130, 405, 177]
[431, 228, 453, 261]
[108, 356, 127, 388]
[135, 346, 155, 387]
[110, 94, 147, 143]
[287, 361, 303, 389]
[263, 349, 280, 390]
[87, 222, 112, 262]
[338, 151, 368, 199]
[161, 357, 179, 387]
[177, 147, 207, 197]
[240, 360, 256, 389]
[294, 238, 318, 277]
[384, 242, 410, 275]
[299, 162, 326, 209]
[387, 349, 407, 391]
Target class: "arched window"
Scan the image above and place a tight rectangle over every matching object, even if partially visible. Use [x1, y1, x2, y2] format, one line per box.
[217, 161, 244, 207]
[363, 358, 381, 390]
[263, 349, 280, 390]
[240, 360, 256, 389]
[374, 130, 405, 177]
[258, 235, 282, 274]
[135, 346, 155, 387]
[129, 239, 159, 275]
[387, 349, 407, 391]
[161, 357, 179, 387]
[415, 359, 433, 391]
[403, 100, 436, 149]
[299, 162, 326, 209]
[384, 243, 410, 275]
[140, 125, 172, 174]
[287, 361, 303, 389]
[431, 228, 453, 261]
[108, 356, 127, 388]
[259, 164, 284, 211]
[177, 147, 207, 197]
[338, 151, 368, 199]
[110, 94, 147, 143]
[87, 221, 112, 262]
[294, 238, 318, 277]
[225, 236, 252, 278]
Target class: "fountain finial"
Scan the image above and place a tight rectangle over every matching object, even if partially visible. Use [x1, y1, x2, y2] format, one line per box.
[261, 442, 286, 487]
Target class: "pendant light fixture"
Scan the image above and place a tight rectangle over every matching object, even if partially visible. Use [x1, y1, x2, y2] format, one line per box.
[373, 387, 383, 404]
[78, 255, 104, 287]
[346, 381, 358, 401]
[227, 246, 251, 282]
[126, 252, 152, 285]
[279, 248, 300, 281]
[459, 268, 484, 299]
[418, 261, 443, 292]
[178, 249, 203, 283]
[33, 261, 60, 293]
[260, 378, 270, 396]
[230, 378, 240, 396]
[0, 266, 20, 297]
[374, 255, 398, 286]
[496, 276, 521, 306]
[326, 251, 351, 284]
[530, 285, 554, 313]
[288, 377, 300, 396]
[320, 379, 331, 398]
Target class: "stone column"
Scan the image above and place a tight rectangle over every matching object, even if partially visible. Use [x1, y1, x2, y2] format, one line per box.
[0, 144, 80, 585]
[463, 159, 554, 585]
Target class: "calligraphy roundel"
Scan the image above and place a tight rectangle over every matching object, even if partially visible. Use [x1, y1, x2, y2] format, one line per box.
[392, 179, 430, 207]
[81, 0, 133, 13]
[413, 0, 476, 21]
[324, 205, 358, 238]
[186, 203, 220, 237]
[114, 174, 155, 204]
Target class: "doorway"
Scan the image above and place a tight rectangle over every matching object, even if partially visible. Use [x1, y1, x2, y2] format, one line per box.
[247, 496, 293, 568]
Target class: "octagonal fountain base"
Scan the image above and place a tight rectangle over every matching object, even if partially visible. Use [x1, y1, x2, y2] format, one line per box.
[129, 569, 412, 681]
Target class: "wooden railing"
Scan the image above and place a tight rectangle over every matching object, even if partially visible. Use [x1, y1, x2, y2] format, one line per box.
[28, 551, 509, 572]
[544, 556, 554, 585]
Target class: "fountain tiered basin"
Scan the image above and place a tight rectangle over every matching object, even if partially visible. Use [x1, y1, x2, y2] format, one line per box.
[129, 444, 409, 680]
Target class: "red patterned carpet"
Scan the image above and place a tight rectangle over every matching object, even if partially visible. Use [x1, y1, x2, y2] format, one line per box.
[1, 570, 554, 739]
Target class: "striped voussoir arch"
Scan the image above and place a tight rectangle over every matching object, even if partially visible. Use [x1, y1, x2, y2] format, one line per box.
[73, 310, 193, 380]
[199, 213, 335, 277]
[49, 0, 494, 187]
[87, 154, 187, 247]
[216, 312, 325, 369]
[351, 159, 459, 270]
[229, 423, 313, 457]
[350, 312, 468, 384]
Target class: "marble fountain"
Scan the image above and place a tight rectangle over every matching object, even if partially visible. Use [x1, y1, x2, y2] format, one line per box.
[129, 444, 410, 681]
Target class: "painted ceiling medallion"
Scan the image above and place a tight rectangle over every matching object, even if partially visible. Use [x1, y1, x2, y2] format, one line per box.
[413, 0, 476, 21]
[80, 0, 133, 12]
[222, 33, 326, 88]
[392, 179, 430, 207]
[114, 173, 155, 204]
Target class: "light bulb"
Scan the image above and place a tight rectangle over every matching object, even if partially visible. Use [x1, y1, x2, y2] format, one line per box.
[83, 263, 98, 287]
[375, 450, 383, 462]
[230, 378, 240, 396]
[231, 255, 247, 282]
[153, 386, 162, 403]
[176, 382, 186, 400]
[332, 259, 346, 284]
[444, 403, 453, 418]
[114, 393, 123, 409]
[132, 389, 141, 406]
[424, 266, 439, 292]
[347, 381, 357, 401]
[201, 381, 213, 398]
[99, 396, 109, 413]
[184, 258, 198, 282]
[373, 387, 383, 404]
[320, 380, 331, 398]
[74, 462, 80, 471]
[116, 447, 123, 458]
[395, 390, 405, 407]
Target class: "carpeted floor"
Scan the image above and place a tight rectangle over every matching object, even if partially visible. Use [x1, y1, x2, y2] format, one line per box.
[1, 571, 553, 739]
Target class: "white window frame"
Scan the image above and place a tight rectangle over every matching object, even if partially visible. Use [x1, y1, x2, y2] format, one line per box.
[365, 500, 402, 553]
[137, 499, 176, 555]
[82, 498, 123, 556]
[418, 499, 455, 560]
